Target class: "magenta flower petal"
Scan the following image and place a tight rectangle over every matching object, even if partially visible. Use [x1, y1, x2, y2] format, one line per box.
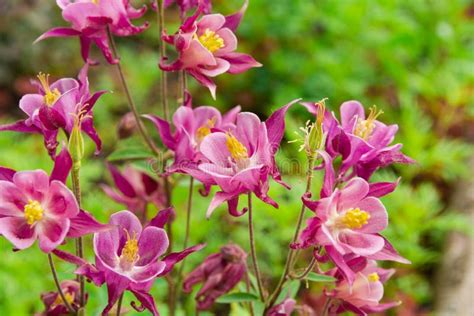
[50, 147, 73, 184]
[197, 14, 226, 31]
[13, 170, 50, 202]
[0, 181, 27, 216]
[0, 167, 15, 182]
[339, 231, 385, 256]
[37, 217, 70, 253]
[0, 217, 37, 250]
[223, 0, 249, 32]
[68, 210, 112, 238]
[44, 181, 79, 218]
[338, 177, 369, 210]
[137, 227, 169, 266]
[355, 197, 388, 233]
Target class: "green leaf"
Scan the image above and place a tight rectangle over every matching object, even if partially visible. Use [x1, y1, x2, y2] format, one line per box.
[276, 280, 301, 303]
[107, 147, 154, 162]
[305, 272, 336, 282]
[216, 292, 259, 304]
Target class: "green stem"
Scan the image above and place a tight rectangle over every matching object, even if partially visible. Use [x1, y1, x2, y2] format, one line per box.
[177, 177, 194, 275]
[48, 253, 76, 314]
[265, 157, 315, 310]
[155, 0, 170, 121]
[71, 165, 85, 309]
[289, 257, 316, 280]
[116, 293, 124, 316]
[106, 27, 161, 155]
[322, 297, 332, 316]
[248, 192, 265, 301]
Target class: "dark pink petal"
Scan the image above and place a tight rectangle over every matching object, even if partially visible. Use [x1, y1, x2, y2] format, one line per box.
[326, 246, 356, 285]
[68, 210, 112, 238]
[110, 211, 143, 249]
[44, 180, 79, 218]
[94, 229, 120, 269]
[223, 0, 248, 32]
[102, 272, 131, 316]
[367, 235, 411, 264]
[50, 147, 72, 184]
[37, 217, 70, 252]
[221, 52, 262, 74]
[34, 27, 81, 44]
[107, 163, 136, 198]
[81, 117, 102, 155]
[367, 179, 400, 198]
[265, 99, 300, 148]
[12, 170, 49, 202]
[130, 290, 160, 316]
[159, 244, 206, 276]
[148, 207, 175, 229]
[188, 69, 217, 99]
[79, 35, 95, 64]
[143, 114, 176, 150]
[94, 35, 119, 65]
[206, 191, 237, 218]
[83, 90, 107, 113]
[137, 227, 169, 266]
[0, 120, 41, 133]
[0, 167, 15, 182]
[222, 105, 241, 125]
[0, 217, 37, 250]
[318, 150, 336, 198]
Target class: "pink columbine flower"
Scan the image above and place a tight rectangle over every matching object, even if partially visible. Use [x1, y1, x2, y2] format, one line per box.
[54, 209, 204, 315]
[38, 280, 83, 316]
[266, 298, 296, 316]
[160, 1, 261, 98]
[293, 177, 409, 283]
[0, 66, 105, 158]
[183, 243, 247, 310]
[101, 164, 166, 220]
[326, 259, 400, 315]
[0, 148, 106, 252]
[36, 0, 148, 64]
[145, 96, 240, 179]
[163, 0, 212, 19]
[190, 101, 297, 218]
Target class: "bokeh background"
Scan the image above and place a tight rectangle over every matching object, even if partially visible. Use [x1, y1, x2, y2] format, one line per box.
[0, 0, 473, 315]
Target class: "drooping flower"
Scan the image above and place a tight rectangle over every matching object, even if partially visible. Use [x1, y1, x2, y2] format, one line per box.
[0, 148, 107, 252]
[183, 243, 247, 310]
[292, 177, 409, 283]
[38, 280, 83, 316]
[53, 209, 204, 315]
[160, 0, 261, 98]
[163, 0, 212, 19]
[0, 66, 105, 158]
[144, 95, 241, 181]
[189, 100, 298, 218]
[326, 259, 401, 315]
[101, 163, 166, 221]
[36, 0, 149, 64]
[266, 298, 296, 316]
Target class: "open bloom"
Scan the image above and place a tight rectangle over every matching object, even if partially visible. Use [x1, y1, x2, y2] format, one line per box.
[183, 243, 247, 310]
[39, 280, 83, 316]
[293, 177, 409, 283]
[36, 0, 148, 64]
[163, 0, 212, 19]
[101, 164, 166, 219]
[190, 100, 297, 217]
[326, 259, 400, 315]
[0, 66, 105, 158]
[54, 209, 204, 315]
[0, 148, 108, 252]
[145, 97, 240, 179]
[160, 1, 261, 98]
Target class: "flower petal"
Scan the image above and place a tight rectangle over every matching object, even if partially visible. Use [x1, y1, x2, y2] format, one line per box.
[137, 227, 169, 266]
[0, 217, 37, 250]
[37, 217, 70, 252]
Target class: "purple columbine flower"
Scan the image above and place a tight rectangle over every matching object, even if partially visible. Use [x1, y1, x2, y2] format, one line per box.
[101, 163, 166, 220]
[266, 298, 296, 316]
[0, 148, 107, 252]
[36, 0, 149, 64]
[293, 177, 409, 283]
[163, 0, 212, 20]
[325, 259, 401, 315]
[53, 209, 204, 315]
[38, 280, 83, 316]
[144, 95, 240, 182]
[183, 243, 247, 310]
[0, 66, 105, 158]
[189, 100, 298, 218]
[160, 1, 261, 98]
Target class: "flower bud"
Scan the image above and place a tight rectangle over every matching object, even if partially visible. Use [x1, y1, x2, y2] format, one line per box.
[68, 117, 85, 168]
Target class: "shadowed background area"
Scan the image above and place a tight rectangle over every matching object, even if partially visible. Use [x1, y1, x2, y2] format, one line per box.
[0, 0, 473, 315]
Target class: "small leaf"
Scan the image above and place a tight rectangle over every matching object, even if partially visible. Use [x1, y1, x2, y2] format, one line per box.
[305, 272, 336, 282]
[216, 292, 259, 304]
[276, 280, 301, 303]
[108, 147, 154, 162]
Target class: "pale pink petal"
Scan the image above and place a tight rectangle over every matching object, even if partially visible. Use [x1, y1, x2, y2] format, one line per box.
[340, 100, 365, 129]
[0, 217, 37, 249]
[181, 40, 217, 69]
[339, 231, 385, 256]
[199, 58, 230, 77]
[43, 181, 79, 218]
[355, 197, 388, 233]
[0, 181, 27, 216]
[338, 177, 369, 211]
[13, 170, 50, 202]
[94, 229, 120, 269]
[110, 210, 143, 249]
[197, 14, 226, 31]
[19, 94, 44, 117]
[129, 261, 166, 283]
[37, 217, 70, 252]
[199, 133, 231, 166]
[215, 28, 237, 54]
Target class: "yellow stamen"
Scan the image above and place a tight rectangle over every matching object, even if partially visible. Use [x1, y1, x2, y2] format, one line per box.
[368, 272, 380, 282]
[24, 200, 44, 225]
[120, 230, 140, 264]
[91, 0, 99, 4]
[196, 117, 217, 141]
[198, 29, 225, 53]
[37, 73, 61, 106]
[53, 292, 75, 307]
[354, 105, 383, 140]
[226, 133, 248, 161]
[338, 208, 370, 229]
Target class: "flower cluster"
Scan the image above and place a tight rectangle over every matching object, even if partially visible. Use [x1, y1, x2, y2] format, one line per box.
[0, 0, 414, 315]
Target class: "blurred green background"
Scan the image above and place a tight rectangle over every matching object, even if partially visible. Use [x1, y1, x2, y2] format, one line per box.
[0, 0, 473, 315]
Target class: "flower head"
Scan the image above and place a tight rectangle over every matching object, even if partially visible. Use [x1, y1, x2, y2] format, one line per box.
[36, 0, 149, 64]
[163, 0, 212, 19]
[0, 66, 105, 158]
[183, 243, 247, 310]
[266, 298, 296, 316]
[39, 280, 83, 316]
[160, 0, 261, 98]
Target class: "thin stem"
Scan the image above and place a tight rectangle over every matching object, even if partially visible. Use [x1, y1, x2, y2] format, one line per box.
[245, 268, 255, 316]
[155, 0, 170, 120]
[266, 157, 315, 310]
[248, 192, 265, 301]
[322, 297, 332, 316]
[116, 293, 124, 316]
[106, 27, 160, 155]
[71, 166, 86, 309]
[48, 253, 76, 314]
[289, 257, 316, 280]
[178, 177, 194, 275]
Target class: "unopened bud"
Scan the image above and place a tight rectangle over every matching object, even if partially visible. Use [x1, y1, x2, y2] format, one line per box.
[68, 117, 85, 168]
[118, 112, 137, 139]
